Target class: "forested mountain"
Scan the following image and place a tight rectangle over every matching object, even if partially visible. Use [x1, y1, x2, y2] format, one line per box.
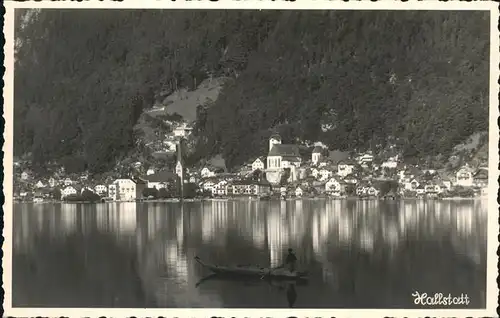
[14, 10, 489, 172]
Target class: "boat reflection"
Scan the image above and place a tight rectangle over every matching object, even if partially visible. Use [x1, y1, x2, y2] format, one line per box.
[286, 283, 297, 307]
[194, 273, 308, 287]
[194, 273, 304, 307]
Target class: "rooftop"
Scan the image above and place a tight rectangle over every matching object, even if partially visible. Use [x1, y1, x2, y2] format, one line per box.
[268, 144, 300, 157]
[269, 132, 282, 141]
[312, 146, 324, 154]
[328, 150, 350, 164]
[144, 170, 176, 182]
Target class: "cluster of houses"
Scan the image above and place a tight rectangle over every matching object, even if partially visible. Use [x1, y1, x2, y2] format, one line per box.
[14, 132, 489, 202]
[145, 116, 194, 154]
[193, 133, 489, 200]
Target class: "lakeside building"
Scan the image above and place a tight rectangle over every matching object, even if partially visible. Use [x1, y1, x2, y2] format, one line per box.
[109, 178, 146, 201]
[456, 165, 474, 187]
[311, 146, 323, 165]
[265, 133, 302, 185]
[144, 170, 176, 189]
[251, 157, 266, 171]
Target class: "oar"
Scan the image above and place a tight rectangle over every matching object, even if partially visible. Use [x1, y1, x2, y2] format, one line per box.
[260, 264, 284, 279]
[195, 273, 217, 288]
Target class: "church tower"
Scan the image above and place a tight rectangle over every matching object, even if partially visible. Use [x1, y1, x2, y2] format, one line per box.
[175, 139, 185, 199]
[269, 132, 282, 153]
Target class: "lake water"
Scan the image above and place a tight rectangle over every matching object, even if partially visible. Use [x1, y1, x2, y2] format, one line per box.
[12, 199, 487, 308]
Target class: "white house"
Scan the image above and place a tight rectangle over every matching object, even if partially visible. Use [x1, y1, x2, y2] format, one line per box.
[312, 146, 323, 165]
[251, 157, 266, 171]
[398, 169, 408, 182]
[455, 166, 473, 187]
[318, 169, 333, 181]
[64, 178, 73, 186]
[163, 140, 177, 152]
[356, 185, 367, 196]
[81, 186, 95, 194]
[416, 185, 426, 196]
[337, 161, 355, 177]
[202, 180, 215, 192]
[311, 168, 320, 179]
[356, 152, 374, 165]
[48, 177, 57, 188]
[132, 161, 142, 168]
[325, 177, 341, 196]
[108, 184, 117, 200]
[381, 157, 398, 169]
[173, 123, 193, 138]
[35, 181, 45, 188]
[94, 184, 108, 195]
[343, 174, 358, 184]
[112, 178, 146, 201]
[149, 181, 168, 189]
[280, 186, 287, 196]
[404, 178, 420, 191]
[358, 184, 378, 196]
[212, 180, 228, 196]
[442, 179, 452, 191]
[21, 170, 31, 181]
[146, 168, 156, 176]
[295, 186, 304, 197]
[201, 167, 216, 178]
[424, 183, 442, 195]
[62, 186, 77, 198]
[422, 169, 437, 175]
[366, 186, 379, 197]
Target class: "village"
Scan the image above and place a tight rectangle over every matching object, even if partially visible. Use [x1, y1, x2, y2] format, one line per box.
[13, 118, 489, 203]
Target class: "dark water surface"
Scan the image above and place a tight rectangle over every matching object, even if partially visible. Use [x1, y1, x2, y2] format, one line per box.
[13, 199, 487, 308]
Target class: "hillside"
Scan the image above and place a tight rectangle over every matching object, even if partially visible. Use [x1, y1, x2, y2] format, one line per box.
[14, 10, 490, 172]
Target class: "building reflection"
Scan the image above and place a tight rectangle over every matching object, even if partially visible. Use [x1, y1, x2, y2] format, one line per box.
[12, 197, 488, 307]
[267, 202, 289, 266]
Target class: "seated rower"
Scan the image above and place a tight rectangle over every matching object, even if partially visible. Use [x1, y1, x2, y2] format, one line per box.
[285, 248, 297, 273]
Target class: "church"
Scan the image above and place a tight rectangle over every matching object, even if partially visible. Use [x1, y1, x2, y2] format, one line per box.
[266, 133, 302, 184]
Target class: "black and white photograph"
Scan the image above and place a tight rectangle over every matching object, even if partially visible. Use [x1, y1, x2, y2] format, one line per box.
[3, 1, 499, 317]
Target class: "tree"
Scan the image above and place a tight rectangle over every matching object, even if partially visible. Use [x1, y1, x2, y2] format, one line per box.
[158, 187, 170, 199]
[15, 11, 489, 172]
[344, 184, 356, 196]
[250, 169, 264, 182]
[51, 188, 62, 201]
[378, 180, 399, 197]
[184, 183, 199, 198]
[143, 187, 159, 199]
[280, 168, 291, 186]
[81, 189, 101, 202]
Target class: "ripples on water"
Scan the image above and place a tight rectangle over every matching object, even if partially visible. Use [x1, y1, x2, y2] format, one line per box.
[13, 199, 487, 308]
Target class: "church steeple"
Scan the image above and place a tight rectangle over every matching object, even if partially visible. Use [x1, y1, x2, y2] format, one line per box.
[175, 139, 185, 177]
[175, 138, 185, 199]
[269, 132, 282, 153]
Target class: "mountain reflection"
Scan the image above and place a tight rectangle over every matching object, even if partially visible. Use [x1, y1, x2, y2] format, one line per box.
[13, 199, 488, 308]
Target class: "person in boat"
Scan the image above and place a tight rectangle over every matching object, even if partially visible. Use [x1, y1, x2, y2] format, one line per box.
[285, 248, 297, 272]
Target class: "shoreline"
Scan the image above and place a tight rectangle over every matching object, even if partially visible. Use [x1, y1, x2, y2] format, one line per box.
[15, 196, 487, 204]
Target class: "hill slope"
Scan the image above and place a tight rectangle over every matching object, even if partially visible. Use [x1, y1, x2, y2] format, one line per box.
[14, 10, 490, 172]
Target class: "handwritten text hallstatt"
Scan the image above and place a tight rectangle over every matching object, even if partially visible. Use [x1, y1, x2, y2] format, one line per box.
[412, 291, 471, 306]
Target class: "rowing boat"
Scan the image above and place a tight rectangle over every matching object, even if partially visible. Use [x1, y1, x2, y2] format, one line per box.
[194, 256, 308, 280]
